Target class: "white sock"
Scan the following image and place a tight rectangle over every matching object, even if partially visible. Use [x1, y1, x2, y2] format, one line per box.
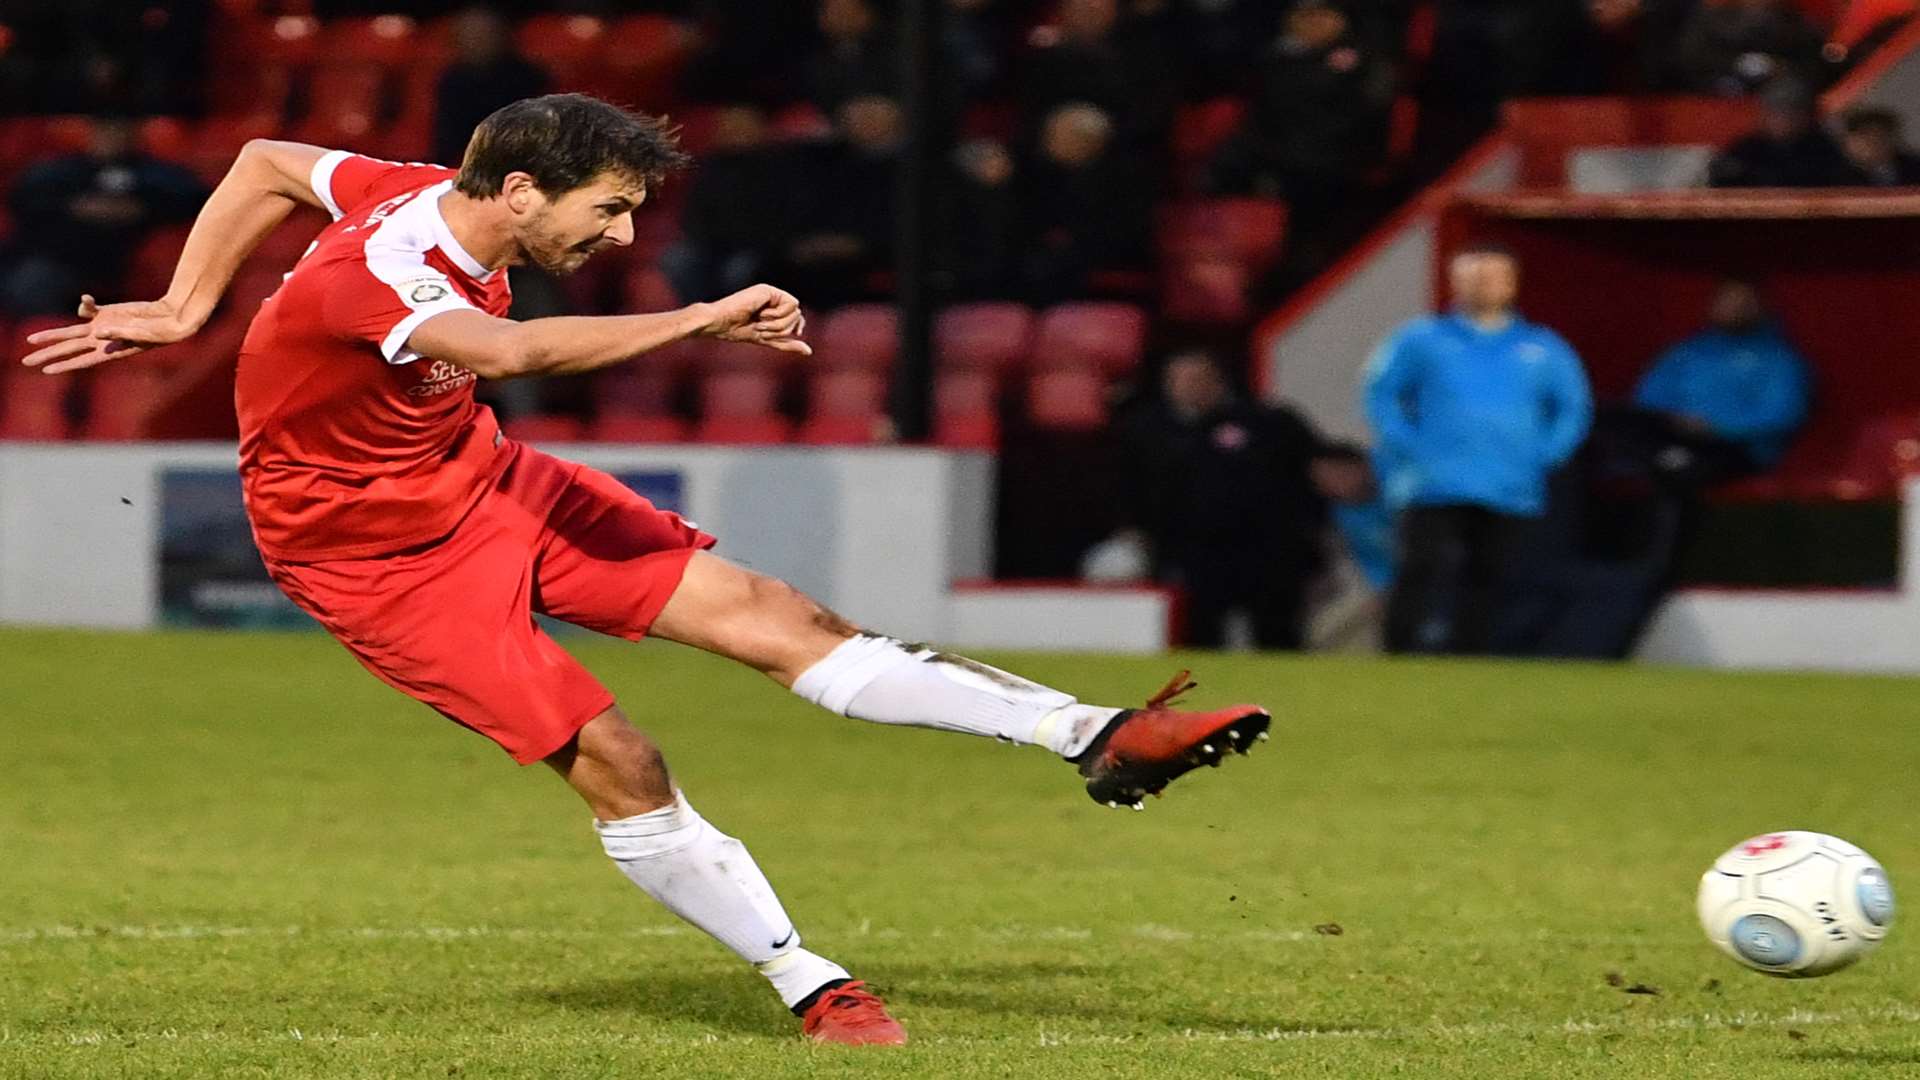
[596, 792, 850, 1009]
[791, 634, 1119, 758]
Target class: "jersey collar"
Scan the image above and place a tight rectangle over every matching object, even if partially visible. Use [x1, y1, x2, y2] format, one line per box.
[422, 180, 500, 283]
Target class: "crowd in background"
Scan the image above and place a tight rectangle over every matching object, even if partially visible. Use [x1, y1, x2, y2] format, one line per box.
[0, 0, 1908, 655]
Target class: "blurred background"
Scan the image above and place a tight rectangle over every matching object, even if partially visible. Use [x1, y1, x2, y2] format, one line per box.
[1, 0, 1918, 671]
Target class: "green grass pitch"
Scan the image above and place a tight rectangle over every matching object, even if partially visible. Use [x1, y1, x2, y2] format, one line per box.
[4, 628, 1918, 1078]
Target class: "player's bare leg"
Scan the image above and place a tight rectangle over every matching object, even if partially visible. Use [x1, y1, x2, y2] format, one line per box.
[544, 707, 906, 1045]
[650, 551, 1273, 808]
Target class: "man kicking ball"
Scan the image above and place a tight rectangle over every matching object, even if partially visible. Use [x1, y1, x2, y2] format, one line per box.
[20, 94, 1271, 1045]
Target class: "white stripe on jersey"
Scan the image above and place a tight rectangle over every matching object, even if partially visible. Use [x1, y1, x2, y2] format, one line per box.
[359, 179, 482, 365]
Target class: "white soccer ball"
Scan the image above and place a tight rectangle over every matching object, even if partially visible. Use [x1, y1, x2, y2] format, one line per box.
[1697, 831, 1894, 977]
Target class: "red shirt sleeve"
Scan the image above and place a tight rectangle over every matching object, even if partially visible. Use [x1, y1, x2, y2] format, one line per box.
[321, 258, 478, 365]
[309, 150, 457, 221]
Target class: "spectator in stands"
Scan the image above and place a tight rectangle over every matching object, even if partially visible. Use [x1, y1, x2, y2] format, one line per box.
[432, 6, 552, 168]
[1019, 0, 1176, 149]
[1838, 106, 1920, 186]
[777, 95, 903, 306]
[1672, 0, 1827, 96]
[663, 106, 786, 302]
[935, 138, 1020, 301]
[809, 0, 895, 115]
[1363, 245, 1593, 654]
[1115, 349, 1330, 650]
[1018, 102, 1154, 304]
[680, 0, 817, 105]
[1707, 78, 1854, 187]
[1, 116, 206, 317]
[1206, 2, 1394, 210]
[1630, 278, 1810, 481]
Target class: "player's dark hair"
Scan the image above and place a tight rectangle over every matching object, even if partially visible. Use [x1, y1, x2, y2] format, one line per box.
[454, 93, 690, 199]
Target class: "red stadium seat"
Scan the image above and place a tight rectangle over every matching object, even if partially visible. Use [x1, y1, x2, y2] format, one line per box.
[1024, 369, 1108, 432]
[815, 304, 898, 372]
[695, 338, 797, 376]
[769, 102, 833, 142]
[183, 115, 280, 185]
[125, 227, 194, 300]
[295, 62, 390, 145]
[319, 15, 427, 68]
[1171, 97, 1246, 189]
[603, 15, 692, 108]
[136, 117, 193, 162]
[798, 370, 889, 444]
[696, 370, 791, 443]
[516, 14, 607, 91]
[1804, 412, 1920, 500]
[2, 321, 74, 439]
[593, 367, 680, 416]
[621, 266, 682, 312]
[1161, 257, 1252, 325]
[933, 369, 999, 449]
[81, 366, 169, 440]
[590, 413, 690, 443]
[1030, 303, 1147, 375]
[1157, 198, 1289, 272]
[507, 414, 587, 443]
[934, 302, 1034, 372]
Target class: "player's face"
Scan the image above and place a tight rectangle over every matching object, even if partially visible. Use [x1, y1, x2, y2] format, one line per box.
[518, 173, 646, 276]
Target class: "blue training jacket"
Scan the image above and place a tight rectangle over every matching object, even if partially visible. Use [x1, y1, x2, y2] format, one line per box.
[1633, 325, 1810, 467]
[1363, 312, 1593, 517]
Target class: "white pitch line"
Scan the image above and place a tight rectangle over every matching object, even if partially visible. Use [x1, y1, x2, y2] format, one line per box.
[9, 1005, 1920, 1051]
[0, 923, 1698, 946]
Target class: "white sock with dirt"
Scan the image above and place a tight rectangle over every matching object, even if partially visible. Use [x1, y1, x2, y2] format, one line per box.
[791, 634, 1120, 758]
[596, 791, 849, 1009]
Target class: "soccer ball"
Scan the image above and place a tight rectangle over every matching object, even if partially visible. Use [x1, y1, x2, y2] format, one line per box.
[1697, 831, 1894, 977]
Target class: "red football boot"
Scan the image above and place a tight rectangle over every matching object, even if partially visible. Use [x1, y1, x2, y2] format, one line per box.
[799, 981, 908, 1046]
[1074, 670, 1271, 809]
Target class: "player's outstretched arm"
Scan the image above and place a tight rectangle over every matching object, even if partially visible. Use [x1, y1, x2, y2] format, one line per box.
[20, 139, 335, 374]
[408, 283, 811, 380]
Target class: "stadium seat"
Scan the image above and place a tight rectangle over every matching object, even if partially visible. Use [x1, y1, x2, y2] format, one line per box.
[621, 266, 682, 313]
[1030, 302, 1148, 375]
[696, 370, 791, 444]
[125, 227, 194, 300]
[182, 115, 279, 186]
[797, 370, 888, 445]
[1809, 411, 1920, 500]
[590, 413, 690, 443]
[1024, 369, 1108, 432]
[603, 15, 691, 108]
[815, 304, 898, 372]
[319, 15, 426, 68]
[507, 415, 587, 443]
[81, 366, 169, 440]
[769, 102, 833, 142]
[135, 117, 192, 162]
[1161, 258, 1252, 325]
[1, 321, 74, 439]
[1171, 97, 1246, 189]
[934, 302, 1034, 372]
[1157, 198, 1289, 272]
[515, 14, 608, 91]
[295, 63, 391, 144]
[933, 369, 999, 449]
[695, 338, 797, 376]
[593, 366, 680, 416]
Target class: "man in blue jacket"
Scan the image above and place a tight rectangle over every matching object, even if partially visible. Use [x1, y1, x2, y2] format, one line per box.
[1632, 278, 1809, 481]
[1363, 245, 1592, 653]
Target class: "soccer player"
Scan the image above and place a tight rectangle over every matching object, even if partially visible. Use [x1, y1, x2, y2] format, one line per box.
[20, 94, 1272, 1045]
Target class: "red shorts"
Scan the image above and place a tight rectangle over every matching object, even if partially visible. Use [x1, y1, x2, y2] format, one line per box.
[263, 443, 716, 764]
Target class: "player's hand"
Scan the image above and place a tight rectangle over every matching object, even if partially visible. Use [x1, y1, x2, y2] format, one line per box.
[696, 284, 811, 357]
[19, 294, 200, 375]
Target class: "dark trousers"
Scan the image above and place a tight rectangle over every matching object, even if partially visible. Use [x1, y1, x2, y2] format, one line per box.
[1384, 505, 1521, 655]
[1168, 551, 1308, 651]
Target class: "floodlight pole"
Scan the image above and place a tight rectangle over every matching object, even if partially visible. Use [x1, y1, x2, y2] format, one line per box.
[892, 0, 939, 442]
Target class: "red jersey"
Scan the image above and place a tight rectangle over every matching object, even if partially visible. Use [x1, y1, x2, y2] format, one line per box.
[235, 151, 513, 562]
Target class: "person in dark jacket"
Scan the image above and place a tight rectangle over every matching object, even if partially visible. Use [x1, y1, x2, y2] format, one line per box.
[1838, 106, 1920, 187]
[661, 105, 787, 302]
[1207, 1, 1393, 207]
[1672, 0, 1826, 96]
[431, 6, 551, 168]
[1707, 78, 1854, 188]
[775, 95, 903, 307]
[1117, 350, 1330, 650]
[2, 116, 207, 316]
[1018, 102, 1154, 304]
